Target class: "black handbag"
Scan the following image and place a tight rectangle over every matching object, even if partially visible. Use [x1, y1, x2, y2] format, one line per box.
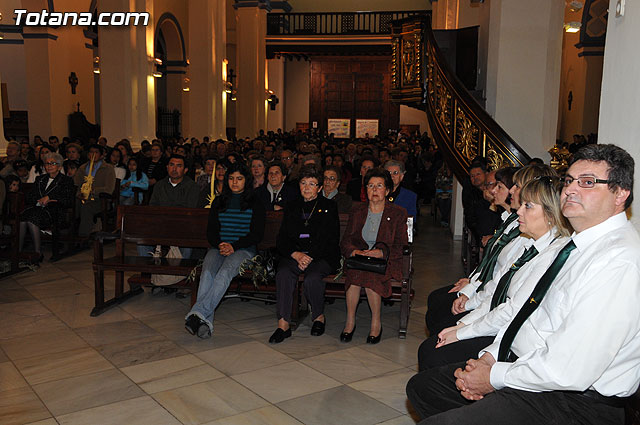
[345, 242, 389, 275]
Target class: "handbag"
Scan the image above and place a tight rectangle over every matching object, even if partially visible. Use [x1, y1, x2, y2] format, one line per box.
[151, 245, 185, 286]
[345, 242, 389, 275]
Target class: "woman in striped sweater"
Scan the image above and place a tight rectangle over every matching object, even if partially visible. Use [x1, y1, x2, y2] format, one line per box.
[185, 162, 265, 339]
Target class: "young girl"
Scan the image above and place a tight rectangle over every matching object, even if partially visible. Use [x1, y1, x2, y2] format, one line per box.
[119, 157, 149, 205]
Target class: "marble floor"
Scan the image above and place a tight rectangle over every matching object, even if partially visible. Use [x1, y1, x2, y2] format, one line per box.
[0, 205, 463, 425]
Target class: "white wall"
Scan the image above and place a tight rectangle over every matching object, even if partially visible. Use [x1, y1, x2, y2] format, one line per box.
[267, 58, 284, 131]
[284, 59, 309, 131]
[399, 105, 428, 133]
[485, 0, 564, 161]
[599, 0, 640, 225]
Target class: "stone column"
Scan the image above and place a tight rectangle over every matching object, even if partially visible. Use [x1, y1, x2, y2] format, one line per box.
[0, 73, 9, 153]
[234, 0, 269, 139]
[484, 0, 565, 160]
[187, 0, 226, 140]
[98, 0, 155, 148]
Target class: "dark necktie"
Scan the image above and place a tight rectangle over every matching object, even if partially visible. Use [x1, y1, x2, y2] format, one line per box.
[470, 213, 518, 277]
[490, 245, 539, 310]
[497, 240, 576, 362]
[476, 225, 522, 291]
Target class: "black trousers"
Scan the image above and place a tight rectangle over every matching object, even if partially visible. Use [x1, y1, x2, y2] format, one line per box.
[406, 363, 624, 425]
[418, 334, 495, 371]
[425, 285, 466, 335]
[276, 257, 332, 323]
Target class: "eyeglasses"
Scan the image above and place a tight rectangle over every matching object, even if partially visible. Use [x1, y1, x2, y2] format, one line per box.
[324, 176, 337, 181]
[44, 162, 59, 166]
[281, 156, 291, 161]
[366, 183, 385, 190]
[300, 181, 319, 187]
[387, 170, 402, 176]
[563, 176, 609, 188]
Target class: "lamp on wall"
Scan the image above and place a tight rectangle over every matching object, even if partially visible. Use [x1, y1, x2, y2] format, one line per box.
[93, 56, 100, 74]
[564, 21, 582, 33]
[0, 12, 4, 40]
[567, 1, 584, 12]
[226, 68, 237, 101]
[182, 77, 190, 92]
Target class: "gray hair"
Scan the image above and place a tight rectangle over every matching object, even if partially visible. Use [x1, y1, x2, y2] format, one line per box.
[384, 159, 405, 174]
[44, 152, 64, 166]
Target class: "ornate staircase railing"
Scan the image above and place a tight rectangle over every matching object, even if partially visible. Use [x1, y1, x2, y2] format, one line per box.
[390, 16, 531, 182]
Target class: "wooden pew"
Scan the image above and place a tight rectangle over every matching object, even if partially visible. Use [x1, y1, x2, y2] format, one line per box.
[92, 205, 414, 336]
[0, 192, 25, 276]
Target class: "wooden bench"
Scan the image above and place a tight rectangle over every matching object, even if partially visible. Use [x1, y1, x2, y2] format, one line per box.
[92, 205, 414, 336]
[0, 192, 25, 276]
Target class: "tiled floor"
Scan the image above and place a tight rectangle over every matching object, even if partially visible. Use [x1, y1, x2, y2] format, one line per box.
[0, 206, 463, 424]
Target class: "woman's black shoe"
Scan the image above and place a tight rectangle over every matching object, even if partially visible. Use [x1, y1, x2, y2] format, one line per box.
[366, 328, 382, 344]
[340, 325, 356, 342]
[310, 320, 325, 336]
[269, 328, 291, 344]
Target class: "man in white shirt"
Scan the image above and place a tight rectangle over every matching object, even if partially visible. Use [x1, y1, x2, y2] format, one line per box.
[407, 144, 640, 425]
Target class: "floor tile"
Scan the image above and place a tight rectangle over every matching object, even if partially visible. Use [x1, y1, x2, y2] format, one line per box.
[56, 396, 180, 425]
[75, 319, 159, 347]
[23, 278, 92, 300]
[24, 419, 59, 425]
[14, 269, 70, 286]
[95, 334, 188, 368]
[376, 415, 417, 425]
[0, 329, 88, 361]
[0, 387, 51, 425]
[213, 298, 276, 323]
[13, 347, 113, 385]
[32, 369, 145, 416]
[0, 347, 8, 362]
[0, 362, 29, 391]
[232, 361, 341, 404]
[348, 369, 416, 415]
[121, 354, 223, 394]
[38, 293, 131, 328]
[259, 330, 351, 360]
[360, 334, 423, 367]
[203, 405, 303, 425]
[0, 287, 36, 303]
[300, 346, 404, 384]
[119, 290, 190, 318]
[153, 377, 269, 424]
[277, 385, 399, 425]
[0, 310, 67, 341]
[196, 341, 292, 375]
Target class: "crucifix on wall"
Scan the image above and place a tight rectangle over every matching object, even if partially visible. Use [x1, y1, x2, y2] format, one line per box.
[68, 72, 78, 94]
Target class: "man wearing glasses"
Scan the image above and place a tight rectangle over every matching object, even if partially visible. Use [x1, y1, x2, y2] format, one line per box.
[407, 144, 640, 425]
[322, 166, 352, 214]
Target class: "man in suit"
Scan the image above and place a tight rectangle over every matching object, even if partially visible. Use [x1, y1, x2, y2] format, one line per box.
[384, 159, 417, 219]
[255, 162, 298, 211]
[322, 166, 352, 214]
[407, 144, 640, 425]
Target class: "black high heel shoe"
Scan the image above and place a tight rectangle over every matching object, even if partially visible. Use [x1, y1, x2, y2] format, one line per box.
[366, 328, 382, 344]
[340, 325, 356, 342]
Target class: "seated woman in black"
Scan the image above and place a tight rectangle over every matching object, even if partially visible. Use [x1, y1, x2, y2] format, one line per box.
[269, 165, 341, 343]
[19, 152, 75, 261]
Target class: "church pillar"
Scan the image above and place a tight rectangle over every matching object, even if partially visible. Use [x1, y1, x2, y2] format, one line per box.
[598, 0, 640, 226]
[484, 0, 564, 160]
[0, 74, 9, 153]
[234, 0, 269, 139]
[187, 0, 226, 140]
[98, 0, 155, 148]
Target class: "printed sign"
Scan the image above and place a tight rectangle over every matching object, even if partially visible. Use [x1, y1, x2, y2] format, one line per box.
[356, 119, 379, 138]
[327, 119, 351, 138]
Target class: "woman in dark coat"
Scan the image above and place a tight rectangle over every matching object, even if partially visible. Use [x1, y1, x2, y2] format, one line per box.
[20, 152, 75, 260]
[340, 168, 408, 344]
[269, 165, 341, 343]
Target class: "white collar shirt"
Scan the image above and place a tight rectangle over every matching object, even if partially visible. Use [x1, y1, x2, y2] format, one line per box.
[484, 213, 640, 396]
[457, 229, 569, 340]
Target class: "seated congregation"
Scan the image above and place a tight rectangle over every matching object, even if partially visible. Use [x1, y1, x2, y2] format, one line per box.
[408, 143, 640, 425]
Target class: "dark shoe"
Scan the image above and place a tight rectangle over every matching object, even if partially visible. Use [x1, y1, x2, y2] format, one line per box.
[310, 320, 325, 336]
[268, 328, 291, 344]
[340, 325, 356, 342]
[185, 314, 203, 336]
[197, 323, 212, 339]
[366, 328, 383, 344]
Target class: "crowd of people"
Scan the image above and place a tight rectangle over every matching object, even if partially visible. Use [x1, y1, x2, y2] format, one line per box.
[2, 130, 638, 424]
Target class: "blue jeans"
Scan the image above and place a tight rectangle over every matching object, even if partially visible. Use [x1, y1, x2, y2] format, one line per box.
[186, 246, 256, 332]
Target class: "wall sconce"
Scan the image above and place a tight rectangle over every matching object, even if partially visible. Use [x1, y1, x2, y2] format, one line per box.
[267, 93, 279, 110]
[567, 1, 584, 12]
[154, 57, 163, 66]
[564, 21, 581, 32]
[182, 77, 190, 92]
[152, 70, 163, 78]
[93, 56, 100, 74]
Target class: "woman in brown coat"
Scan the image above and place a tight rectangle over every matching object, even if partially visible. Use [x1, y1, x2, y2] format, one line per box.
[340, 168, 408, 344]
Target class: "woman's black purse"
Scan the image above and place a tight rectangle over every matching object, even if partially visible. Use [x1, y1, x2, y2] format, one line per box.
[345, 242, 389, 275]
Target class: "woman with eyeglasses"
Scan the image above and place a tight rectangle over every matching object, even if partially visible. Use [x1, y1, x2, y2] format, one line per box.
[414, 173, 571, 371]
[340, 168, 408, 344]
[269, 165, 341, 343]
[19, 152, 75, 261]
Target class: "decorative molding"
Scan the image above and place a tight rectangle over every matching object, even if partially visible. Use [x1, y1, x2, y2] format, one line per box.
[234, 0, 273, 12]
[270, 1, 292, 12]
[22, 33, 58, 40]
[0, 39, 24, 45]
[577, 50, 604, 57]
[155, 13, 187, 63]
[0, 25, 23, 33]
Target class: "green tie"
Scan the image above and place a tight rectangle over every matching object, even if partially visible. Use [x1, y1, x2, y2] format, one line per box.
[476, 226, 522, 291]
[490, 245, 539, 310]
[471, 213, 518, 277]
[497, 240, 577, 362]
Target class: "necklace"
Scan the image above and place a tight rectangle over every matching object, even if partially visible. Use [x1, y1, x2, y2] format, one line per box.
[303, 198, 319, 227]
